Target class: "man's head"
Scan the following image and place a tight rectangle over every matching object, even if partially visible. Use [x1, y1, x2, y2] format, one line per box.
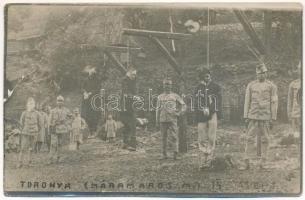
[163, 77, 173, 93]
[73, 108, 79, 116]
[199, 68, 211, 83]
[256, 63, 268, 82]
[26, 97, 35, 111]
[56, 95, 64, 107]
[126, 67, 137, 80]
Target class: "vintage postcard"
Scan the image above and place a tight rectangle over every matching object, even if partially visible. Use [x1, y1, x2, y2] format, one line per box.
[3, 2, 302, 196]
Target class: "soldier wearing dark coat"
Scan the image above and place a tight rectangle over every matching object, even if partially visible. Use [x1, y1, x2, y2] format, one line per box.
[81, 65, 101, 138]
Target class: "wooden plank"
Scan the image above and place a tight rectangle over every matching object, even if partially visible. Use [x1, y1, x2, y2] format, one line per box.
[149, 37, 182, 75]
[233, 9, 266, 55]
[263, 10, 272, 55]
[105, 45, 142, 53]
[123, 28, 192, 40]
[104, 50, 127, 74]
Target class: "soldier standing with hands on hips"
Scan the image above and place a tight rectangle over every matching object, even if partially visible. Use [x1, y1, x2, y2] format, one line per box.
[243, 63, 278, 170]
[156, 77, 186, 160]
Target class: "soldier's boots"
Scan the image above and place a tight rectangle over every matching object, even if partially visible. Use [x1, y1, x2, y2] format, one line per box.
[127, 146, 136, 151]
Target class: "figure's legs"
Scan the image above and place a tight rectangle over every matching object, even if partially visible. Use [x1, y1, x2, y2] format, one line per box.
[259, 121, 270, 168]
[160, 122, 168, 158]
[168, 121, 179, 159]
[198, 122, 209, 168]
[17, 135, 27, 168]
[129, 116, 137, 149]
[48, 134, 58, 163]
[122, 121, 129, 149]
[291, 117, 301, 137]
[243, 120, 258, 169]
[207, 114, 218, 164]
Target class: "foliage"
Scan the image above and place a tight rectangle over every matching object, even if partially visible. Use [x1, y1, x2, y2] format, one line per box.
[41, 7, 124, 91]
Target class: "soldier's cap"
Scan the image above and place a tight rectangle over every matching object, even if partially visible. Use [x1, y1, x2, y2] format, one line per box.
[27, 97, 35, 104]
[256, 63, 268, 74]
[199, 67, 211, 79]
[56, 95, 64, 102]
[163, 77, 173, 85]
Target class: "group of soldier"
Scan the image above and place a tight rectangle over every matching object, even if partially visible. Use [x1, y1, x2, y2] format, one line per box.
[17, 95, 86, 167]
[158, 62, 300, 170]
[16, 61, 301, 171]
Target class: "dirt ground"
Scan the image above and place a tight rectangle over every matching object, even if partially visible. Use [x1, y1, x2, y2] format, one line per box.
[4, 124, 301, 195]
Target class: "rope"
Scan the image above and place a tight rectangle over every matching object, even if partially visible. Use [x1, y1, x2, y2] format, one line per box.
[169, 13, 176, 53]
[127, 37, 130, 68]
[206, 7, 210, 69]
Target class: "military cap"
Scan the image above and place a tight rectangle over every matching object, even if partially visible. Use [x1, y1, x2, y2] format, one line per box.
[56, 95, 64, 102]
[163, 77, 173, 85]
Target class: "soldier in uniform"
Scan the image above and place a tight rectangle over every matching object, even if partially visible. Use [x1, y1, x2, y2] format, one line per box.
[120, 68, 138, 151]
[194, 68, 222, 169]
[18, 97, 41, 168]
[243, 64, 278, 170]
[156, 77, 186, 160]
[34, 102, 48, 153]
[48, 96, 71, 164]
[287, 62, 301, 137]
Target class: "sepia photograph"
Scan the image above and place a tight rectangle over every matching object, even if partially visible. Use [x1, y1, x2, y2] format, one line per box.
[2, 2, 303, 196]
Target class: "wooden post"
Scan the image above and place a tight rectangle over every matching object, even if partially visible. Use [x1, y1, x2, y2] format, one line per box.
[123, 28, 191, 40]
[149, 37, 182, 76]
[263, 10, 272, 56]
[233, 9, 266, 55]
[104, 50, 127, 74]
[123, 28, 191, 153]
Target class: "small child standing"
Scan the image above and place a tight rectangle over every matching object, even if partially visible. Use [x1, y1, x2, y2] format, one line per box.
[71, 108, 86, 150]
[105, 114, 117, 142]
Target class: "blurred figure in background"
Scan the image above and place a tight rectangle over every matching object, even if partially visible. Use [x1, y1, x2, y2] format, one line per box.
[287, 62, 301, 138]
[105, 114, 117, 143]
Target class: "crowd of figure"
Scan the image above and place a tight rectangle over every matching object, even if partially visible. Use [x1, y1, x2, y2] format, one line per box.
[14, 62, 301, 170]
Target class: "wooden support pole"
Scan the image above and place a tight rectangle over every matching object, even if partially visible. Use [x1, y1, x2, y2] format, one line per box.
[263, 10, 272, 56]
[105, 45, 142, 53]
[149, 37, 182, 76]
[233, 9, 266, 55]
[104, 50, 127, 74]
[123, 28, 192, 40]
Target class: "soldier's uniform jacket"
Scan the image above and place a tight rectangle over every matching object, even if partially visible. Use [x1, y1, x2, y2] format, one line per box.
[50, 107, 71, 134]
[156, 92, 186, 123]
[194, 81, 222, 123]
[287, 79, 301, 119]
[244, 80, 278, 120]
[20, 110, 41, 136]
